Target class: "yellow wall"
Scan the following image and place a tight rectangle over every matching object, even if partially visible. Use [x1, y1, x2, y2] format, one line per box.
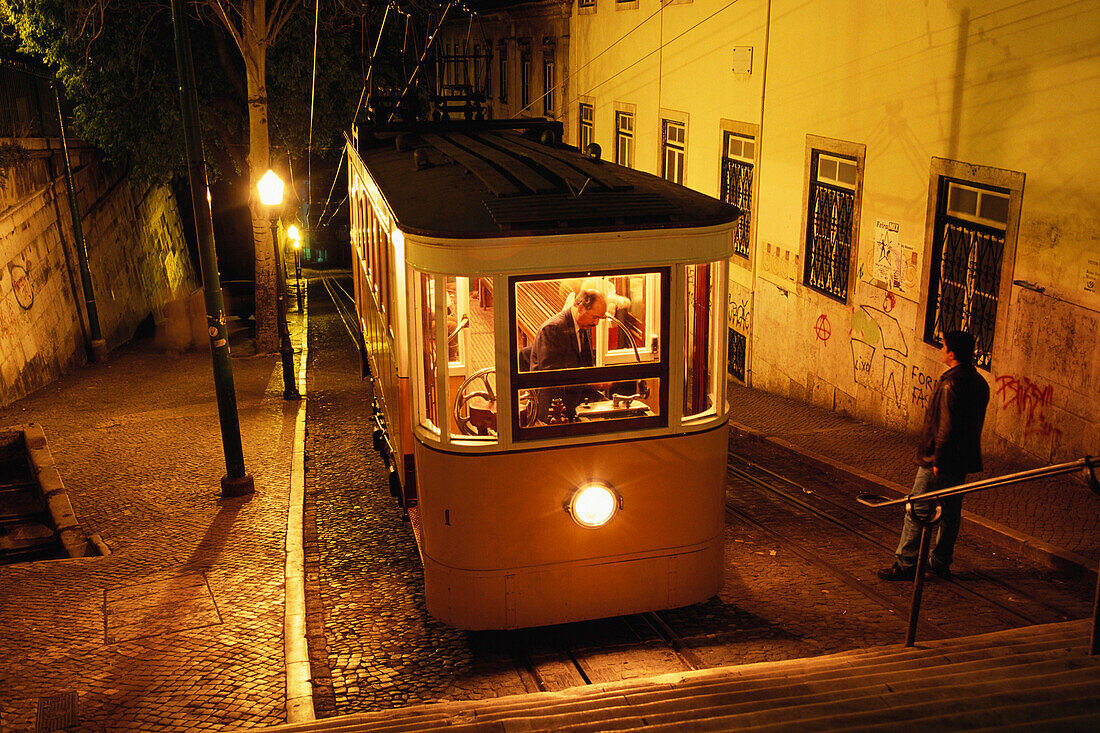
[444, 0, 1099, 462]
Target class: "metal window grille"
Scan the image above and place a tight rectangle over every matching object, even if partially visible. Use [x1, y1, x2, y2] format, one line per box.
[579, 0, 595, 6]
[727, 327, 747, 382]
[925, 218, 1004, 370]
[498, 48, 508, 103]
[804, 170, 855, 301]
[722, 158, 753, 258]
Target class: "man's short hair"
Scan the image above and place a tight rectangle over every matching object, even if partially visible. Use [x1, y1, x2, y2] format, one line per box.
[575, 289, 604, 311]
[943, 330, 975, 365]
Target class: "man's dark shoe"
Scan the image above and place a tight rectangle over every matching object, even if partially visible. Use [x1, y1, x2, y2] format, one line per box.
[877, 563, 916, 581]
[928, 560, 952, 580]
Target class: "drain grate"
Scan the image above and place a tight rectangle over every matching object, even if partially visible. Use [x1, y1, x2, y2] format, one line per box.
[35, 690, 78, 732]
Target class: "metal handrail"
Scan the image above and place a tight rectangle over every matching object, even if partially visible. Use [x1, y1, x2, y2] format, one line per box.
[857, 456, 1100, 653]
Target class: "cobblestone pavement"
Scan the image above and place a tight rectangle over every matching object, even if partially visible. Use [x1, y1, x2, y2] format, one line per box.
[304, 272, 1087, 721]
[0, 319, 302, 732]
[303, 274, 523, 717]
[728, 383, 1100, 562]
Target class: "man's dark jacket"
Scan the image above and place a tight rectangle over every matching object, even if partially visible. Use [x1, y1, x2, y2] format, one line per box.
[529, 310, 594, 371]
[917, 363, 990, 475]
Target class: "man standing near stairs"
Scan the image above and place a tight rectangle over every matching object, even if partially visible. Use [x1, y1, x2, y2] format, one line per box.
[879, 330, 990, 581]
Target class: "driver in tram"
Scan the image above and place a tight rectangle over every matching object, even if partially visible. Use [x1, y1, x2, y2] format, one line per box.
[528, 289, 607, 422]
[529, 289, 607, 371]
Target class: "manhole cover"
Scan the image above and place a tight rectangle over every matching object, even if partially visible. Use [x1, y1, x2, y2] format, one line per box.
[104, 572, 221, 643]
[35, 690, 78, 732]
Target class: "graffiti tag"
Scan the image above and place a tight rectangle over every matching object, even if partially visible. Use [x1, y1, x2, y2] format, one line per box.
[995, 375, 1062, 438]
[10, 265, 33, 310]
[910, 366, 935, 408]
[814, 314, 832, 343]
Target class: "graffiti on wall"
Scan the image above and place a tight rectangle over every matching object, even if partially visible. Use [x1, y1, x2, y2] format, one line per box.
[995, 375, 1062, 438]
[9, 264, 33, 310]
[729, 294, 750, 331]
[850, 305, 908, 405]
[910, 365, 935, 408]
[814, 314, 832, 343]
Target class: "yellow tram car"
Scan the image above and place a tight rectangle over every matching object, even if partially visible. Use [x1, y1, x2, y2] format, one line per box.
[347, 120, 741, 630]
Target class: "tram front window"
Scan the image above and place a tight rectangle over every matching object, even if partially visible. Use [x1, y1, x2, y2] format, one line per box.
[512, 271, 668, 438]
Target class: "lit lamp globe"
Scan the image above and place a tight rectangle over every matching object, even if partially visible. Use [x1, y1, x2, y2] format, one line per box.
[287, 224, 301, 249]
[257, 170, 285, 207]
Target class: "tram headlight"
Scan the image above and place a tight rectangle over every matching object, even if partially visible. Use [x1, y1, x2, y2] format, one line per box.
[567, 482, 619, 528]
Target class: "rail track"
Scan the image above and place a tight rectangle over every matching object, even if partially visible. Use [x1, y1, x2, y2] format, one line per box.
[308, 272, 1095, 710]
[726, 450, 1093, 636]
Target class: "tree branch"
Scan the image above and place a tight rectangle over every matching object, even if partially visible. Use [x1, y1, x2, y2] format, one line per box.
[268, 0, 303, 44]
[200, 0, 244, 56]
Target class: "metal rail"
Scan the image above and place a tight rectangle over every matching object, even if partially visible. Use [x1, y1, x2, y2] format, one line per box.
[857, 456, 1100, 652]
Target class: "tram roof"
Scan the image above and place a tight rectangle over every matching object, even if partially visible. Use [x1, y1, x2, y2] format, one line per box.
[350, 123, 741, 239]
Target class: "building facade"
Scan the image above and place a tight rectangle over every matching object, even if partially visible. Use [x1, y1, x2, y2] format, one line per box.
[441, 0, 1100, 465]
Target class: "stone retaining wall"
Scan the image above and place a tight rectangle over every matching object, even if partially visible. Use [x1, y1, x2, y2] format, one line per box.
[0, 137, 198, 406]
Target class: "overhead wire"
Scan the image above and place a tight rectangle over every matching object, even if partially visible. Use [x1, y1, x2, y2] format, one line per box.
[307, 0, 320, 227]
[387, 1, 454, 122]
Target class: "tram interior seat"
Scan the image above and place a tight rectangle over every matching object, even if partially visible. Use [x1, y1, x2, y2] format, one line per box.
[515, 281, 566, 347]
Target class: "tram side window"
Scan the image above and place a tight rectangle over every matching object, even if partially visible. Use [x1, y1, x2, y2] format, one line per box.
[446, 277, 498, 442]
[417, 272, 439, 433]
[511, 271, 667, 438]
[684, 262, 718, 420]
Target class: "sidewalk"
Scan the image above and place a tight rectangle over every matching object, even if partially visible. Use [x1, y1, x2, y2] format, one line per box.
[727, 382, 1100, 570]
[0, 315, 306, 732]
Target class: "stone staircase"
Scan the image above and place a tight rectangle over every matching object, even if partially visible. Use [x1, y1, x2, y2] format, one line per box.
[254, 620, 1100, 732]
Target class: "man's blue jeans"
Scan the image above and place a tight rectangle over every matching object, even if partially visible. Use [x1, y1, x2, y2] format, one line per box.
[894, 466, 965, 570]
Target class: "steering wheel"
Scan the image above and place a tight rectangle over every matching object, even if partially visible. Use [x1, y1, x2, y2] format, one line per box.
[453, 367, 496, 435]
[452, 368, 537, 435]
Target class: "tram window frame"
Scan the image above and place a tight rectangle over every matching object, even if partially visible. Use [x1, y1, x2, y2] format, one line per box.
[415, 271, 441, 434]
[508, 267, 670, 441]
[682, 261, 722, 422]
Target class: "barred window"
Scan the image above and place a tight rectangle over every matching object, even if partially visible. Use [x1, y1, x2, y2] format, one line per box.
[721, 132, 755, 259]
[498, 45, 508, 103]
[579, 0, 595, 6]
[804, 151, 858, 301]
[924, 180, 1010, 370]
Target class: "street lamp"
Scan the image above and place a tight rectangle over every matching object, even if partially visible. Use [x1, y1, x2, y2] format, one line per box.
[287, 224, 304, 312]
[257, 169, 300, 400]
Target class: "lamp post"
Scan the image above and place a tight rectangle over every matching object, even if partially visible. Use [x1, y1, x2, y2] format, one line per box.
[257, 170, 300, 400]
[287, 224, 304, 312]
[169, 0, 253, 496]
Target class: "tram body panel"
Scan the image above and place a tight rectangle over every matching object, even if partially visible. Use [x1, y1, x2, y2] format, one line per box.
[345, 124, 742, 629]
[414, 425, 726, 629]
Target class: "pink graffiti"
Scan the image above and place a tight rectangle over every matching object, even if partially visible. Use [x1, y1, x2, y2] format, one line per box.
[813, 314, 831, 343]
[995, 375, 1062, 438]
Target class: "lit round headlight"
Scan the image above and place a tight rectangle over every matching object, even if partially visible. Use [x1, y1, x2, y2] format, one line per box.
[568, 483, 619, 528]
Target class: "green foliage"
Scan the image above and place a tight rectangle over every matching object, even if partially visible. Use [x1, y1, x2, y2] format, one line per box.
[0, 140, 31, 183]
[1, 0, 379, 183]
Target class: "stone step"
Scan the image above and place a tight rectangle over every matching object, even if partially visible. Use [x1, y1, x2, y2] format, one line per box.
[634, 684, 1100, 732]
[247, 621, 1098, 733]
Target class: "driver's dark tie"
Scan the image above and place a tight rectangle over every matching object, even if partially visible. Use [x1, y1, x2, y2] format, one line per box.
[580, 328, 592, 366]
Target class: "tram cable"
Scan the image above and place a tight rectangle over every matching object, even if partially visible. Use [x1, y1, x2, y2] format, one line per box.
[321, 274, 361, 350]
